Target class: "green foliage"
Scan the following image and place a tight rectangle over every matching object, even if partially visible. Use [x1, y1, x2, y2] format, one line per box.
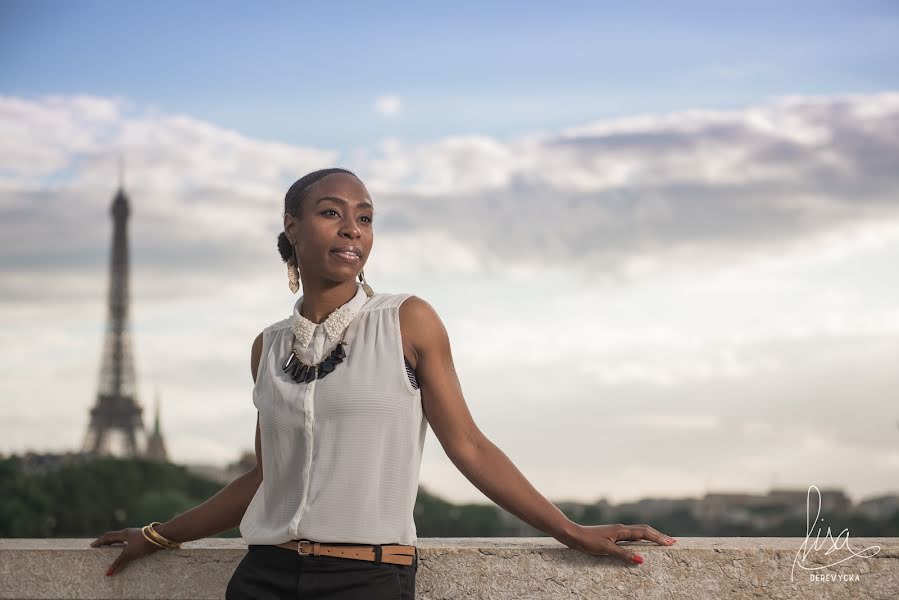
[0, 456, 223, 538]
[3, 456, 897, 539]
[414, 486, 511, 537]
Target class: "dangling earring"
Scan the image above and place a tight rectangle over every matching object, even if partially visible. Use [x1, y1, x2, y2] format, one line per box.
[358, 269, 374, 297]
[288, 246, 300, 294]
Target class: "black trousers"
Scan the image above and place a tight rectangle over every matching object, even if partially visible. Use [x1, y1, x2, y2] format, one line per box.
[225, 544, 418, 600]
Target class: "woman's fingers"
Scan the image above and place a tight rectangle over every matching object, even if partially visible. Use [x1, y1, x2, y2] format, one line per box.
[90, 529, 143, 577]
[107, 550, 130, 577]
[601, 539, 645, 565]
[619, 524, 677, 546]
[603, 524, 676, 564]
[90, 530, 124, 547]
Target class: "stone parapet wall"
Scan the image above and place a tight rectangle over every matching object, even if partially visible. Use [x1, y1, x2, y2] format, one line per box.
[1, 537, 896, 599]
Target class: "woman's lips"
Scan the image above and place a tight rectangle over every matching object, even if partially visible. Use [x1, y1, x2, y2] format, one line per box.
[331, 250, 360, 263]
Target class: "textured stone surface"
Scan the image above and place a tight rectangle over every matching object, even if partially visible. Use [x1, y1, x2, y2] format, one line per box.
[1, 537, 896, 599]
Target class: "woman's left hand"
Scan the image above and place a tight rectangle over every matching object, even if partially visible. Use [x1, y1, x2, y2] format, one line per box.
[564, 523, 677, 565]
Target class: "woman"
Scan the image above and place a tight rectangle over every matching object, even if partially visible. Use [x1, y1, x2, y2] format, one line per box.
[90, 167, 676, 598]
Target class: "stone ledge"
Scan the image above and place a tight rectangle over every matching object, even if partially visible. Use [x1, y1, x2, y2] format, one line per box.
[1, 537, 896, 599]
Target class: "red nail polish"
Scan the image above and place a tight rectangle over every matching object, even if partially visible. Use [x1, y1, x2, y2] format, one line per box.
[106, 568, 113, 577]
[632, 555, 643, 564]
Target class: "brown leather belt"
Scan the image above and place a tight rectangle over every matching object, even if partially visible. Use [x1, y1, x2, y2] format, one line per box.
[273, 539, 417, 567]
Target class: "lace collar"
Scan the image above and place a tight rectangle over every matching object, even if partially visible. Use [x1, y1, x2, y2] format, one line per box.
[291, 283, 369, 348]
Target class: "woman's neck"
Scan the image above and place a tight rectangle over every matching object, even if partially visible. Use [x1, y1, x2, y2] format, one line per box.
[298, 280, 358, 323]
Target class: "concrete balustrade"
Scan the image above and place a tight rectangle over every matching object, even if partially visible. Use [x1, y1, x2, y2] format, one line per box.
[1, 537, 896, 599]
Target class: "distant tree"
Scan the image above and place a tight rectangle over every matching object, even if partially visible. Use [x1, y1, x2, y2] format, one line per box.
[0, 456, 224, 537]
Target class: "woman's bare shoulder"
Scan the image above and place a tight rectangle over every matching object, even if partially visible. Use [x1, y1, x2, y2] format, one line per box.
[399, 295, 449, 353]
[250, 331, 264, 383]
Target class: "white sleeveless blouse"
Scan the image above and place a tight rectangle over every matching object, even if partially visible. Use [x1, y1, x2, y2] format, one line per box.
[239, 282, 428, 546]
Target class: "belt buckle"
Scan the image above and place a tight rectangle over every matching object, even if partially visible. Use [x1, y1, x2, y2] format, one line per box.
[295, 539, 314, 556]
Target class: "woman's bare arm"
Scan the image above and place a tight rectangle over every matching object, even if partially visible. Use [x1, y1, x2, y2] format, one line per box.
[400, 297, 675, 564]
[92, 332, 268, 575]
[153, 331, 265, 543]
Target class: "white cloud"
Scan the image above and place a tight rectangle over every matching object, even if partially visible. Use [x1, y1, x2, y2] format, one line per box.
[374, 93, 403, 117]
[5, 91, 899, 285]
[0, 95, 120, 176]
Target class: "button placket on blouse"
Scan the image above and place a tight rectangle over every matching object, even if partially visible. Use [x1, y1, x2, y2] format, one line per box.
[292, 325, 325, 536]
[304, 326, 326, 403]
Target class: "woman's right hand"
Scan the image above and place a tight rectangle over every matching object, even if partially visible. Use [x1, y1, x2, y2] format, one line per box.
[90, 527, 164, 577]
[565, 523, 676, 565]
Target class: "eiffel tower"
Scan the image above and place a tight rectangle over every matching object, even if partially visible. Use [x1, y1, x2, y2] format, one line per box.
[82, 169, 146, 457]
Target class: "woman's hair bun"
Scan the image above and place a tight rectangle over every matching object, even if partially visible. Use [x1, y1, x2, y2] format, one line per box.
[277, 231, 293, 264]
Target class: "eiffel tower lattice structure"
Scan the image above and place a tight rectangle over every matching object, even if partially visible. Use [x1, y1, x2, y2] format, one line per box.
[82, 181, 146, 457]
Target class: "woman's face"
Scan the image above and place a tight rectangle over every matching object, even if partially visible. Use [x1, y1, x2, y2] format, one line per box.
[284, 172, 374, 284]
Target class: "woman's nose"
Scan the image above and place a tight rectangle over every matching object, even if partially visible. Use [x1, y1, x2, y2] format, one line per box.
[340, 221, 361, 237]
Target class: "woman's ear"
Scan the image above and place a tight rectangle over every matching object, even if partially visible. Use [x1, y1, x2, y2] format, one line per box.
[283, 213, 297, 245]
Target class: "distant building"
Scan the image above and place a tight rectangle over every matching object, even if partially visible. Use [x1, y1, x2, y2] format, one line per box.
[613, 496, 700, 520]
[11, 451, 93, 475]
[769, 487, 851, 514]
[144, 390, 169, 462]
[855, 494, 899, 520]
[182, 450, 258, 486]
[698, 492, 766, 522]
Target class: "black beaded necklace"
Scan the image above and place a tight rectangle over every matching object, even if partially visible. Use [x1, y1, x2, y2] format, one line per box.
[282, 283, 373, 384]
[281, 333, 348, 383]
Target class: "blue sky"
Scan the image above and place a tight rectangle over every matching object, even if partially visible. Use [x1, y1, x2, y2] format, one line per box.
[1, 1, 898, 506]
[3, 0, 897, 153]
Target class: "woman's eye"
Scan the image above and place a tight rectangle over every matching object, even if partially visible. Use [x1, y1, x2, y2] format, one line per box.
[321, 209, 372, 223]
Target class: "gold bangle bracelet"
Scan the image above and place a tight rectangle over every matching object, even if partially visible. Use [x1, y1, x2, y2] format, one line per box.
[147, 523, 180, 549]
[148, 521, 177, 541]
[141, 526, 171, 549]
[143, 524, 176, 548]
[144, 523, 181, 549]
[145, 527, 179, 549]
